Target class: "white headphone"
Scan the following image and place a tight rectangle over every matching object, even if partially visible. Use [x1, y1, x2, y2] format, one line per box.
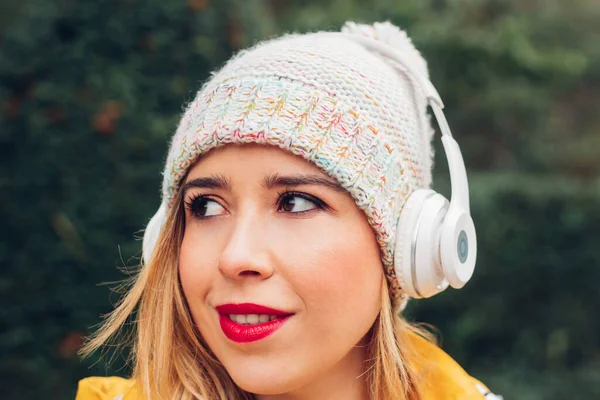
[331, 33, 478, 299]
[143, 33, 477, 300]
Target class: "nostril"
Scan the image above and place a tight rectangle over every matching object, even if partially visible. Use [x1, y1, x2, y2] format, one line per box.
[239, 270, 261, 276]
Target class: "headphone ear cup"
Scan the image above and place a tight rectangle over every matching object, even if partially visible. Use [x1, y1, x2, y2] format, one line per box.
[394, 189, 449, 298]
[439, 208, 477, 288]
[143, 203, 167, 264]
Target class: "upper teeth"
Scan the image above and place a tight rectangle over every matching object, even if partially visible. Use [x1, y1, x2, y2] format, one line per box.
[229, 314, 278, 325]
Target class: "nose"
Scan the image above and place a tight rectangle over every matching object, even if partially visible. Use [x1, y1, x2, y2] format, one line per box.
[218, 215, 275, 281]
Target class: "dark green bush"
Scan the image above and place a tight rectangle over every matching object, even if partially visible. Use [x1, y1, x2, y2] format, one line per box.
[1, 0, 598, 399]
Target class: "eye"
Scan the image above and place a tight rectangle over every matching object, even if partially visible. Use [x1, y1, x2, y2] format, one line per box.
[278, 192, 324, 214]
[185, 195, 226, 219]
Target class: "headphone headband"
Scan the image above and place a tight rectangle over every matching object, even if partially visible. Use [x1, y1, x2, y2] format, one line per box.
[333, 32, 477, 297]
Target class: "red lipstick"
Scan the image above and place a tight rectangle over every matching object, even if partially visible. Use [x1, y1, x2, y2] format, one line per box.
[215, 303, 294, 343]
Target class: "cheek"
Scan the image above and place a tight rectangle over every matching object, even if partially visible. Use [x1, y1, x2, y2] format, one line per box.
[283, 214, 383, 322]
[179, 228, 214, 306]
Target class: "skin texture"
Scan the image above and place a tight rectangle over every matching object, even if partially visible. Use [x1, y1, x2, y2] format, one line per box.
[179, 144, 384, 400]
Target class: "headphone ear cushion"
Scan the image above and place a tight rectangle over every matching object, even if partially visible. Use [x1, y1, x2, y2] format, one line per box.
[142, 203, 167, 264]
[413, 193, 450, 297]
[394, 189, 436, 298]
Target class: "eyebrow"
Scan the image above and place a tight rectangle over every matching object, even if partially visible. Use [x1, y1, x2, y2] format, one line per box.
[182, 173, 345, 194]
[263, 173, 345, 193]
[182, 174, 232, 193]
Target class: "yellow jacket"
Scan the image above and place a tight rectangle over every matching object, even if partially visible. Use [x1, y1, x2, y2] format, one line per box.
[75, 334, 501, 400]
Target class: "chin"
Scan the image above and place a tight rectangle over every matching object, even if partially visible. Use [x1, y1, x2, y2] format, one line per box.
[225, 361, 306, 395]
[236, 381, 289, 396]
[231, 374, 295, 395]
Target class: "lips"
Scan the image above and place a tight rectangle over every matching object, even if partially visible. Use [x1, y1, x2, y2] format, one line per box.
[215, 303, 294, 343]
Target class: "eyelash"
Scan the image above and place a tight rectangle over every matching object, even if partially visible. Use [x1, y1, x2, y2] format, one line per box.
[276, 190, 329, 215]
[183, 191, 328, 219]
[184, 194, 220, 219]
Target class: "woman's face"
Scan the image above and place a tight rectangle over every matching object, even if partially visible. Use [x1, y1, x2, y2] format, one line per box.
[179, 144, 384, 396]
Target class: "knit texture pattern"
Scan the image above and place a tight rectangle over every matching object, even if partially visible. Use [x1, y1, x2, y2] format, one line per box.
[159, 22, 435, 307]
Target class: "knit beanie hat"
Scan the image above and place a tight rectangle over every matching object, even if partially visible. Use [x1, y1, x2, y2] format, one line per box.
[143, 21, 435, 310]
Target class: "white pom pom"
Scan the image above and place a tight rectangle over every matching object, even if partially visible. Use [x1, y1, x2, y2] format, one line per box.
[341, 21, 429, 80]
[142, 203, 167, 263]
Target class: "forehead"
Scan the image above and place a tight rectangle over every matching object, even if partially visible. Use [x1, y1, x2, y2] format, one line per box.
[185, 143, 328, 179]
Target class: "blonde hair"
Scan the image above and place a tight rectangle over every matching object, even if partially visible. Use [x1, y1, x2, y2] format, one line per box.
[80, 187, 435, 400]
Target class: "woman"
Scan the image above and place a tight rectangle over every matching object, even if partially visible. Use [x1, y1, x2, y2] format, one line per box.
[76, 21, 501, 400]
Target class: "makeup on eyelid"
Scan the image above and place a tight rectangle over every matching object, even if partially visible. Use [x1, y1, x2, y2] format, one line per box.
[184, 191, 328, 219]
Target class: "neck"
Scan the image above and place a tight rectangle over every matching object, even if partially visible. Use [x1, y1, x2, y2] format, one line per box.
[255, 338, 370, 400]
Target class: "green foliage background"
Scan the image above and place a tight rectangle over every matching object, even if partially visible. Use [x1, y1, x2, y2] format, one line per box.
[1, 0, 598, 398]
